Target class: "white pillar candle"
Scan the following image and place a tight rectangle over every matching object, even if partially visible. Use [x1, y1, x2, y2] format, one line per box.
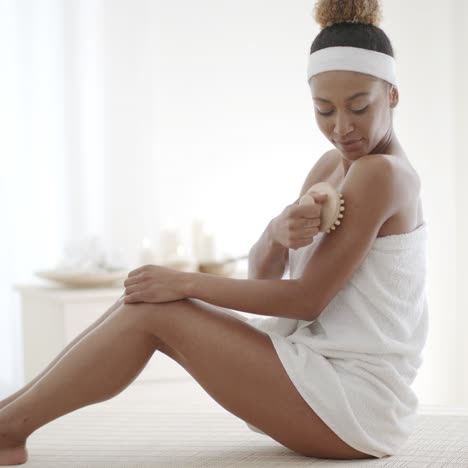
[199, 231, 216, 262]
[158, 226, 181, 264]
[139, 237, 157, 265]
[191, 218, 205, 261]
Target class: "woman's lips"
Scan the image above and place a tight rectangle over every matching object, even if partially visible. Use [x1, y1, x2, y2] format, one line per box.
[337, 138, 362, 149]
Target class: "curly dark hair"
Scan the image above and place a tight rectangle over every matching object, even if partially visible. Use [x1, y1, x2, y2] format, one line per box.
[310, 0, 394, 59]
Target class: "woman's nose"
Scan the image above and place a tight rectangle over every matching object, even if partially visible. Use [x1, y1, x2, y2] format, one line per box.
[333, 112, 354, 136]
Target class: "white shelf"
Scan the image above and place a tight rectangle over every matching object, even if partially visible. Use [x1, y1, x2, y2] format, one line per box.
[14, 284, 125, 302]
[14, 284, 189, 384]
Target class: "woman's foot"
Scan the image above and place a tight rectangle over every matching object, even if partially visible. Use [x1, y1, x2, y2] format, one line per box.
[0, 445, 27, 466]
[0, 420, 28, 465]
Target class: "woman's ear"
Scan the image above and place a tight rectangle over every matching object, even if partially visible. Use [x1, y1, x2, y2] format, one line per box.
[389, 85, 399, 109]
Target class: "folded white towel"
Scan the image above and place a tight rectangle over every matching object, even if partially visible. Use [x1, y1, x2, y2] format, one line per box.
[246, 222, 429, 458]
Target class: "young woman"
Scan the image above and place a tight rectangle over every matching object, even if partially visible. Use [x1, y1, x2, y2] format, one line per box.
[0, 0, 427, 463]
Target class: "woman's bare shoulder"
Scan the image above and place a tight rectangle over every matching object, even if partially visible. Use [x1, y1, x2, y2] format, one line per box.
[299, 149, 339, 198]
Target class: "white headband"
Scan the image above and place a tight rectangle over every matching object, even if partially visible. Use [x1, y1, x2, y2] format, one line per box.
[307, 46, 397, 86]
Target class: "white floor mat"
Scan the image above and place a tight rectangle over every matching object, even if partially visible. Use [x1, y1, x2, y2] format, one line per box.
[17, 379, 468, 467]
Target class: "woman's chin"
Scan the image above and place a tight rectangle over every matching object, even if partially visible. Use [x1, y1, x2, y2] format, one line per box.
[337, 148, 367, 158]
[336, 142, 368, 158]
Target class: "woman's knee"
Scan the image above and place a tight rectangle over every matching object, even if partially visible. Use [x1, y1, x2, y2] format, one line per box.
[123, 302, 185, 352]
[116, 301, 168, 332]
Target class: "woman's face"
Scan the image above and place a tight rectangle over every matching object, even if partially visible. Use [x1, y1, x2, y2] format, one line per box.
[309, 71, 398, 160]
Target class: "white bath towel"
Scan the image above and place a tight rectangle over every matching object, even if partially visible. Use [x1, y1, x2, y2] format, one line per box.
[245, 222, 429, 458]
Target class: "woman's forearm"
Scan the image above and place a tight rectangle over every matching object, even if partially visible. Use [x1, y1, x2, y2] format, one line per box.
[248, 218, 289, 279]
[182, 272, 314, 321]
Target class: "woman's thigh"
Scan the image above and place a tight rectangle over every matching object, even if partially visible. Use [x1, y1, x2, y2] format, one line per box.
[129, 299, 375, 460]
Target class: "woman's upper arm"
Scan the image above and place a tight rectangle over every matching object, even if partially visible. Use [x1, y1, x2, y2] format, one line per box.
[296, 156, 397, 321]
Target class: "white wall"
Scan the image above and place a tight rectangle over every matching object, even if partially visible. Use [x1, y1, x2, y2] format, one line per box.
[1, 0, 466, 407]
[70, 0, 329, 262]
[53, 0, 330, 262]
[452, 0, 468, 405]
[0, 0, 68, 389]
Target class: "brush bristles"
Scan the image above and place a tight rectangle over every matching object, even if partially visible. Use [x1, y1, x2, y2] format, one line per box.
[326, 195, 345, 233]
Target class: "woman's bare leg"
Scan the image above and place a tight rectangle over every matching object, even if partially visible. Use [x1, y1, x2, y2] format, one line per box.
[0, 295, 126, 411]
[0, 302, 160, 466]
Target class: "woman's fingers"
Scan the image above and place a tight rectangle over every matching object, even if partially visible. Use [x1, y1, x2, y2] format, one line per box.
[293, 216, 320, 228]
[124, 275, 143, 287]
[125, 285, 142, 295]
[127, 266, 148, 277]
[298, 226, 320, 236]
[124, 293, 143, 303]
[298, 220, 320, 232]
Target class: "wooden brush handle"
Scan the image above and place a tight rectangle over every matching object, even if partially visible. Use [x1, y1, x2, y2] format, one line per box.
[299, 182, 345, 233]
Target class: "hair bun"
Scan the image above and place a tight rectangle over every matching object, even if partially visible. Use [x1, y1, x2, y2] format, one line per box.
[313, 0, 383, 29]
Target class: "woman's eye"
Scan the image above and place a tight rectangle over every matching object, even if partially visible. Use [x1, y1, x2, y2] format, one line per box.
[352, 106, 369, 114]
[316, 106, 369, 117]
[316, 109, 333, 116]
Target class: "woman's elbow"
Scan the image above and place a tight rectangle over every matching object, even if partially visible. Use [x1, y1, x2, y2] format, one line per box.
[294, 283, 320, 321]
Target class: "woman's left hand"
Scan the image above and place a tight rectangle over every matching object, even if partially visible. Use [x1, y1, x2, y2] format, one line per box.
[123, 264, 188, 304]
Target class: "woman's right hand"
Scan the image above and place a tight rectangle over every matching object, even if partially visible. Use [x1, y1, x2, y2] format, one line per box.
[270, 192, 329, 250]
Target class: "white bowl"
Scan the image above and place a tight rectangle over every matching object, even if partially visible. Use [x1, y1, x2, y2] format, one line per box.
[35, 270, 128, 288]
